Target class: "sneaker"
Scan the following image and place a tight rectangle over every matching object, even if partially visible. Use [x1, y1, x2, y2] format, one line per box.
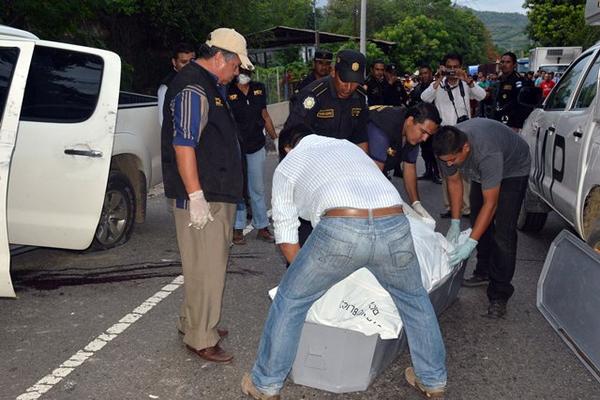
[405, 367, 446, 399]
[256, 227, 275, 243]
[483, 300, 507, 319]
[241, 373, 280, 399]
[462, 274, 489, 287]
[233, 229, 246, 245]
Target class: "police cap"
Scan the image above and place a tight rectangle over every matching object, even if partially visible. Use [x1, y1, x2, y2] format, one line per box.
[314, 50, 333, 62]
[335, 50, 366, 84]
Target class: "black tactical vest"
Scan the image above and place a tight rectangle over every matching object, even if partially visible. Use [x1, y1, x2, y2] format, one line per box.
[161, 62, 243, 204]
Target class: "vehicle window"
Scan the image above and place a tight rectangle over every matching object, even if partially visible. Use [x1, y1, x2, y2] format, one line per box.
[573, 54, 600, 109]
[545, 53, 593, 111]
[20, 46, 103, 123]
[0, 47, 20, 121]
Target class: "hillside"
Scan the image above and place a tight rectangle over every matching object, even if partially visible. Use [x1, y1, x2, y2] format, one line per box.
[471, 9, 530, 53]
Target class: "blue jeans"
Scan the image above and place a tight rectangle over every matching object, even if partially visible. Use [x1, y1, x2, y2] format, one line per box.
[235, 147, 269, 230]
[251, 213, 447, 395]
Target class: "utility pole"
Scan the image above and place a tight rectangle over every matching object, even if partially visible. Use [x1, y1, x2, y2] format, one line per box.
[360, 0, 367, 55]
[313, 0, 320, 48]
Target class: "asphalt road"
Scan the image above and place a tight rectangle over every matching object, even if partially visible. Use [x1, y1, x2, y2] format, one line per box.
[1, 153, 598, 400]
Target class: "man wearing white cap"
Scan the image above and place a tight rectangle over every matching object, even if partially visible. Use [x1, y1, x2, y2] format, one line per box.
[161, 28, 253, 363]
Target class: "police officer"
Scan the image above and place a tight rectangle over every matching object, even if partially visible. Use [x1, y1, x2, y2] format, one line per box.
[279, 49, 369, 249]
[295, 49, 333, 92]
[227, 68, 278, 245]
[367, 103, 441, 221]
[382, 63, 408, 106]
[365, 59, 386, 105]
[493, 52, 533, 130]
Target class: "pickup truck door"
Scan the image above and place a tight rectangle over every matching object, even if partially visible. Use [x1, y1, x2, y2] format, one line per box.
[552, 51, 600, 228]
[531, 51, 595, 222]
[6, 42, 120, 252]
[0, 40, 34, 298]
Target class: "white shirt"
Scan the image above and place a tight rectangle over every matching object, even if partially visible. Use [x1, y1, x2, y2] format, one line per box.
[421, 78, 486, 125]
[272, 135, 404, 244]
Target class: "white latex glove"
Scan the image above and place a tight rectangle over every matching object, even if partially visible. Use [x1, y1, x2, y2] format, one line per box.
[446, 219, 461, 245]
[411, 201, 434, 221]
[188, 190, 213, 229]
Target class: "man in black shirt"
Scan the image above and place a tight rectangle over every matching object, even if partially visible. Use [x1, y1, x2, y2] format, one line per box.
[279, 49, 369, 248]
[492, 52, 533, 131]
[365, 59, 386, 106]
[296, 50, 333, 92]
[382, 63, 408, 106]
[228, 69, 278, 245]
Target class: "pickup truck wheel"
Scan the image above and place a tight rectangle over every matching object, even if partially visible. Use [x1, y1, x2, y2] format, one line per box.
[517, 202, 548, 232]
[586, 221, 600, 253]
[92, 172, 136, 250]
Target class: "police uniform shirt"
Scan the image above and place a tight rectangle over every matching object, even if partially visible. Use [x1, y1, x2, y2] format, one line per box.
[383, 80, 408, 106]
[367, 106, 418, 172]
[227, 81, 267, 154]
[365, 75, 386, 106]
[493, 71, 532, 129]
[296, 73, 317, 93]
[281, 76, 368, 145]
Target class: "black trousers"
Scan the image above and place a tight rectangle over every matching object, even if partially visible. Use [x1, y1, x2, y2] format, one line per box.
[420, 139, 439, 177]
[469, 176, 528, 302]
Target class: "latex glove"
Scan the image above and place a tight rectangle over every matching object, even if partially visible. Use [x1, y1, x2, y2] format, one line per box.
[445, 219, 461, 244]
[448, 238, 478, 266]
[188, 190, 213, 229]
[411, 201, 434, 221]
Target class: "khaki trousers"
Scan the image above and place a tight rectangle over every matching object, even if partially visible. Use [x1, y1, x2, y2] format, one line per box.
[173, 202, 235, 350]
[442, 173, 471, 214]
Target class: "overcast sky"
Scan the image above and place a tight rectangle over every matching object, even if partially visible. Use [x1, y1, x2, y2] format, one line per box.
[453, 0, 526, 14]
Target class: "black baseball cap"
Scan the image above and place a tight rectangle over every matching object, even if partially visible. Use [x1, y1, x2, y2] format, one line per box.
[335, 50, 366, 84]
[385, 63, 398, 73]
[314, 50, 333, 62]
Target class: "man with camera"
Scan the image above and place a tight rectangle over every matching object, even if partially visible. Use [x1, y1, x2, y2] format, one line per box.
[421, 53, 486, 220]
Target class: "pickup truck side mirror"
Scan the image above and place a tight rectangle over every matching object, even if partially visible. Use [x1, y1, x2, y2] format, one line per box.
[518, 86, 543, 108]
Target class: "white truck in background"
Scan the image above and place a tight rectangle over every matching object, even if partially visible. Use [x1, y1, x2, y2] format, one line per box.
[529, 46, 583, 77]
[0, 26, 161, 297]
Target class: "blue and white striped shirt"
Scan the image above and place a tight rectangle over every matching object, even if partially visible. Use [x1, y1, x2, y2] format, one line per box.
[272, 135, 404, 244]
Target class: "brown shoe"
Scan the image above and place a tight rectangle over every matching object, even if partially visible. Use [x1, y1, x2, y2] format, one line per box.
[241, 373, 280, 399]
[186, 344, 233, 363]
[256, 227, 275, 243]
[178, 328, 228, 338]
[405, 367, 445, 399]
[233, 229, 246, 245]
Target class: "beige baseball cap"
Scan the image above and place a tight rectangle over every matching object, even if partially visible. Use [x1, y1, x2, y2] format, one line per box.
[205, 28, 254, 70]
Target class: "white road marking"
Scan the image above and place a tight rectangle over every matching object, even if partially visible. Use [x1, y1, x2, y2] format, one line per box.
[15, 210, 272, 399]
[16, 276, 184, 400]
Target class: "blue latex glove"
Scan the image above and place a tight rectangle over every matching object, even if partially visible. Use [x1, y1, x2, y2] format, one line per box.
[448, 238, 478, 266]
[445, 219, 461, 244]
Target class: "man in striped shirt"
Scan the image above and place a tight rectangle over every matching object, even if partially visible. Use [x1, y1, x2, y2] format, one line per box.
[241, 130, 447, 400]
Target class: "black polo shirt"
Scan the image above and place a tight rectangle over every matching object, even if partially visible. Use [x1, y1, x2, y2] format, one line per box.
[227, 81, 268, 154]
[281, 76, 368, 145]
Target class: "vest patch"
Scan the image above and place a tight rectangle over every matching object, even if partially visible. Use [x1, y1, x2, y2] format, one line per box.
[351, 107, 362, 117]
[502, 84, 512, 91]
[228, 94, 238, 101]
[317, 109, 335, 118]
[215, 97, 224, 106]
[253, 89, 263, 96]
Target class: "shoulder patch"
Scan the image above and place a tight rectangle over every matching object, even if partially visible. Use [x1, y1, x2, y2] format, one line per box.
[515, 81, 522, 88]
[215, 97, 224, 107]
[351, 107, 362, 117]
[228, 94, 238, 101]
[253, 89, 263, 96]
[311, 82, 326, 93]
[303, 96, 316, 110]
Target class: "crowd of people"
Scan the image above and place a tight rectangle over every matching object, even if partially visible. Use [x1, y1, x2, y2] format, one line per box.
[158, 27, 537, 400]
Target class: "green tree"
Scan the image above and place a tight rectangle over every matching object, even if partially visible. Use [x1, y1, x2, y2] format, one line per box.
[525, 0, 600, 48]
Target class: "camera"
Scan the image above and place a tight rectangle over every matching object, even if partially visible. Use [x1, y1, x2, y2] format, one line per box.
[457, 115, 469, 123]
[441, 69, 457, 77]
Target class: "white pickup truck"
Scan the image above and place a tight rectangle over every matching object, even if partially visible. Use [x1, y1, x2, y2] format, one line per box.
[0, 26, 161, 297]
[518, 40, 600, 253]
